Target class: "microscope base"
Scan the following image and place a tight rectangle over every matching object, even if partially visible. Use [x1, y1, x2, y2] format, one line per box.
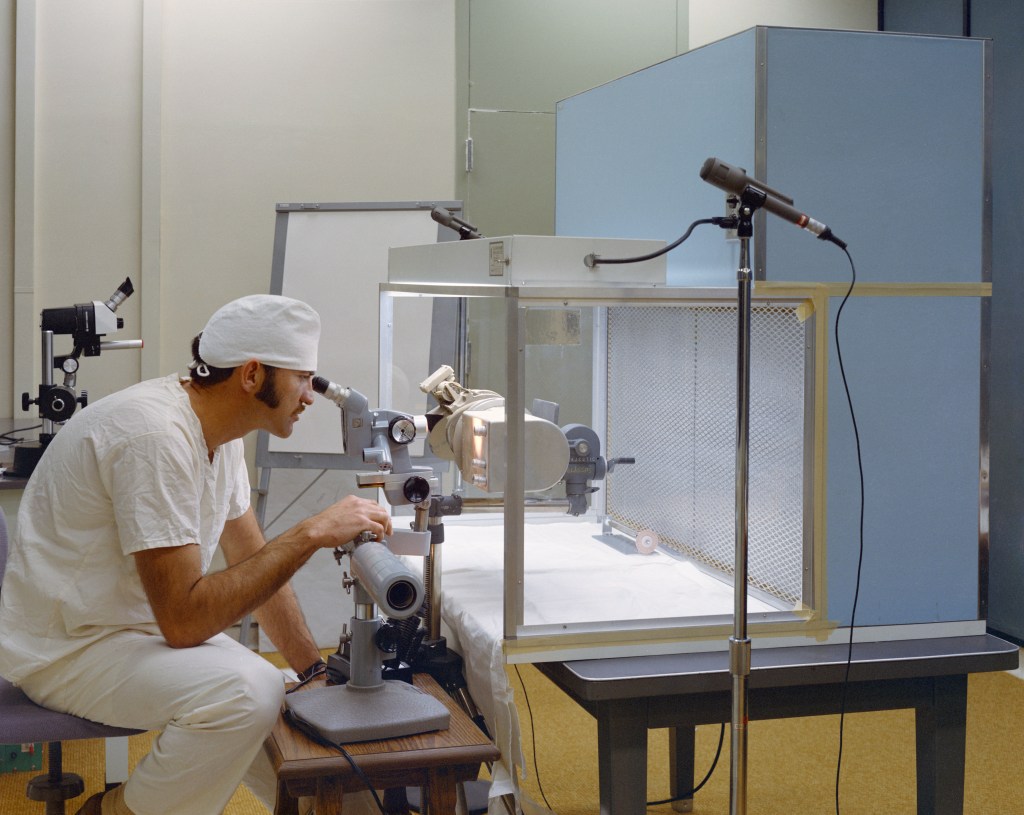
[285, 680, 451, 744]
[327, 651, 412, 686]
[10, 442, 46, 479]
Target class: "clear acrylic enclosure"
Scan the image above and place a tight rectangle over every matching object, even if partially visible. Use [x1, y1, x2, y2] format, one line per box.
[381, 240, 821, 662]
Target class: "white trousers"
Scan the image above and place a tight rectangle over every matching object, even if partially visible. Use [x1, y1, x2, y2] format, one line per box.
[20, 631, 284, 815]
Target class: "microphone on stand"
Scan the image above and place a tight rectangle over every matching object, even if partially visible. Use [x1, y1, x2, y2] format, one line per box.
[430, 207, 484, 240]
[700, 157, 846, 249]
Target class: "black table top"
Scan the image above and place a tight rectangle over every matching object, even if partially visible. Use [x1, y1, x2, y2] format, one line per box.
[538, 634, 1020, 702]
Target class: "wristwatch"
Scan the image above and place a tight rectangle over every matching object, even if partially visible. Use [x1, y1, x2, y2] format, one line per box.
[296, 658, 327, 682]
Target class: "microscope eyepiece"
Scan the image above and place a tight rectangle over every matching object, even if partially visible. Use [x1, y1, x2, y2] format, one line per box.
[312, 375, 357, 409]
[103, 277, 134, 313]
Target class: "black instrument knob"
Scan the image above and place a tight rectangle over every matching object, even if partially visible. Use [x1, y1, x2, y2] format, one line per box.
[39, 385, 78, 423]
[375, 622, 401, 654]
[388, 416, 417, 445]
[402, 476, 432, 504]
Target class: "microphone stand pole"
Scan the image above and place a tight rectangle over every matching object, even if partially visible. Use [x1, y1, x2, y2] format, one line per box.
[730, 187, 765, 815]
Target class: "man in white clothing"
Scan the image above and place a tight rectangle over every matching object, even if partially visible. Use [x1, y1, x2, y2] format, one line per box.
[0, 294, 392, 814]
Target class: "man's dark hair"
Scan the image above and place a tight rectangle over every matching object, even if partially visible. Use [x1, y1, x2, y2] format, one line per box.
[188, 334, 235, 388]
[190, 333, 280, 406]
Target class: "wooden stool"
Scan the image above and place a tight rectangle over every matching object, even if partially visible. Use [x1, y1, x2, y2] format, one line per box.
[265, 674, 500, 815]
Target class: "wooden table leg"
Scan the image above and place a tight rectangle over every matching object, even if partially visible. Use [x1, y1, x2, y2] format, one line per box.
[382, 787, 412, 814]
[274, 778, 300, 815]
[316, 775, 346, 815]
[425, 766, 459, 815]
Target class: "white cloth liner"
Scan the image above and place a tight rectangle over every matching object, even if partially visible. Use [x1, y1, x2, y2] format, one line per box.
[436, 516, 775, 813]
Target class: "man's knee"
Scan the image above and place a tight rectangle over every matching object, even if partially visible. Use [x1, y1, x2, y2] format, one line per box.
[184, 659, 285, 734]
[236, 659, 287, 731]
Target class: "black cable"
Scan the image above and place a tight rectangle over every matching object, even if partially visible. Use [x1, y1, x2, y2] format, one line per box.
[515, 661, 724, 811]
[283, 690, 388, 815]
[283, 662, 328, 694]
[336, 744, 387, 815]
[584, 217, 733, 268]
[831, 246, 864, 815]
[646, 722, 726, 807]
[513, 665, 553, 811]
[514, 662, 724, 811]
[0, 424, 42, 445]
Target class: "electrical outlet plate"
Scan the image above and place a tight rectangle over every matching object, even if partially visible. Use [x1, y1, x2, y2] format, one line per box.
[0, 743, 43, 774]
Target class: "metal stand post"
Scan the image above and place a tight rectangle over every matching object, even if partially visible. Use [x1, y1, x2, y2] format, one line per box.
[730, 189, 765, 815]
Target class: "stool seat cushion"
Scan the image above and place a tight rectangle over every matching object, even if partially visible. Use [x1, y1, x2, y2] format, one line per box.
[0, 677, 143, 743]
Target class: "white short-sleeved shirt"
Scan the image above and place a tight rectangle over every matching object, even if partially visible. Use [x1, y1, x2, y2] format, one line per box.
[0, 374, 250, 684]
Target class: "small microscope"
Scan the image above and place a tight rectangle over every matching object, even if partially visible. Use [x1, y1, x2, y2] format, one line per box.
[11, 278, 142, 478]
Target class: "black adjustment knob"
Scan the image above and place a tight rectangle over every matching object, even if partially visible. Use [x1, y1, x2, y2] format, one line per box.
[402, 476, 431, 504]
[375, 622, 401, 654]
[39, 385, 78, 423]
[388, 416, 417, 445]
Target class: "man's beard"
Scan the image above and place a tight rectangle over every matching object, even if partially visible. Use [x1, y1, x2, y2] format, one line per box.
[255, 367, 280, 409]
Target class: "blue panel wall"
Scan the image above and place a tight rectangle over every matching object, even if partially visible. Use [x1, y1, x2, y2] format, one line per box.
[825, 296, 980, 625]
[762, 30, 987, 626]
[762, 28, 986, 285]
[555, 27, 988, 630]
[555, 29, 755, 287]
[884, 0, 1024, 662]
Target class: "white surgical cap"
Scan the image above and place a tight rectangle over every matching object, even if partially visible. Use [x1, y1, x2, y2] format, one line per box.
[198, 295, 320, 372]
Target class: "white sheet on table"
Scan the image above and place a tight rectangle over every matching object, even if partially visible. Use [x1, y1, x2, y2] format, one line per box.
[436, 518, 776, 812]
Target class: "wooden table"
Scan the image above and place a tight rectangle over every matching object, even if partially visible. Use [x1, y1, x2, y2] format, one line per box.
[265, 674, 500, 815]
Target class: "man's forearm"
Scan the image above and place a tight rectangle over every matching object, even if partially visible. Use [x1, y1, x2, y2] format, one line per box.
[137, 497, 392, 651]
[253, 579, 322, 673]
[136, 529, 320, 649]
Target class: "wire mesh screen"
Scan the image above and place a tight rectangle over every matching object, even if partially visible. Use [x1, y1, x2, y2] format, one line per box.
[605, 304, 808, 605]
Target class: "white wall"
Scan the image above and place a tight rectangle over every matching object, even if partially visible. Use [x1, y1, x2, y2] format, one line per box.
[4, 0, 456, 417]
[689, 0, 877, 48]
[0, 1, 14, 420]
[32, 0, 144, 396]
[159, 1, 457, 376]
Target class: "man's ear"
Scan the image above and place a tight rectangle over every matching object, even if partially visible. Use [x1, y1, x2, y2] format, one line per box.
[239, 359, 262, 393]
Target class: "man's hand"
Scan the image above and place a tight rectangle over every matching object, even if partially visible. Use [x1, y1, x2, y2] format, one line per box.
[301, 495, 394, 549]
